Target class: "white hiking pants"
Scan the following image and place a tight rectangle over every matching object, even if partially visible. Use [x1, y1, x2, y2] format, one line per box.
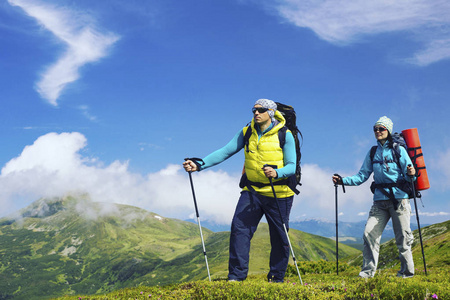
[360, 199, 415, 278]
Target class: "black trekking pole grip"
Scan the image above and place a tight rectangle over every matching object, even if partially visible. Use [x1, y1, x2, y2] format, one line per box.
[263, 164, 278, 169]
[333, 173, 345, 193]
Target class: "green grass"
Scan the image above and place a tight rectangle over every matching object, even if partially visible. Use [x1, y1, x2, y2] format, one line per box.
[54, 262, 449, 300]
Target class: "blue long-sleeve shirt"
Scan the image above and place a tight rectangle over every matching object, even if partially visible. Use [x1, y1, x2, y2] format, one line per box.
[199, 123, 296, 179]
[342, 140, 414, 200]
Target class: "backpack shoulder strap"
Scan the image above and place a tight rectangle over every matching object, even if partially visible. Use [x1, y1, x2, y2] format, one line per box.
[243, 123, 252, 153]
[278, 126, 288, 149]
[370, 146, 377, 162]
[392, 143, 403, 170]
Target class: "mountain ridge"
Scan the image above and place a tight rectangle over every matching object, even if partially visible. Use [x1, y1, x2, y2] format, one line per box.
[0, 196, 360, 299]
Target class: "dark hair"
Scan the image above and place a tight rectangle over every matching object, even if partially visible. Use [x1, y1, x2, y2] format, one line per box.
[387, 132, 393, 148]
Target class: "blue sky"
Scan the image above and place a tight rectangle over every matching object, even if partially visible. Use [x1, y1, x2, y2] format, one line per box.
[1, 0, 449, 226]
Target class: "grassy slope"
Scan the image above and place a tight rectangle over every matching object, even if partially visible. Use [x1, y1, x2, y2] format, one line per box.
[0, 196, 361, 299]
[10, 198, 448, 299]
[56, 220, 450, 300]
[0, 196, 215, 299]
[56, 266, 450, 300]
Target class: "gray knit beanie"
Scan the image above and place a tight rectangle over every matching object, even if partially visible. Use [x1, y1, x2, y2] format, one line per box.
[255, 99, 277, 122]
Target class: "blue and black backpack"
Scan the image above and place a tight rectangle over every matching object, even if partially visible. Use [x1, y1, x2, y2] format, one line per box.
[369, 132, 406, 169]
[369, 132, 417, 204]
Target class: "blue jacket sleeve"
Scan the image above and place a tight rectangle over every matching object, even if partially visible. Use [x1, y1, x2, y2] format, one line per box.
[275, 131, 296, 178]
[342, 150, 373, 186]
[199, 130, 244, 170]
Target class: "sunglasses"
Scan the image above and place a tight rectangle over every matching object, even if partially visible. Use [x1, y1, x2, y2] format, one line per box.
[252, 107, 269, 114]
[373, 127, 387, 132]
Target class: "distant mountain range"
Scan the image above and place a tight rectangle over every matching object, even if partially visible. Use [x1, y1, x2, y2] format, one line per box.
[0, 196, 360, 300]
[188, 218, 430, 246]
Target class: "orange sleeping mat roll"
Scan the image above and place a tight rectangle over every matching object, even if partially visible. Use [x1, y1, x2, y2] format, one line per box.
[401, 128, 430, 191]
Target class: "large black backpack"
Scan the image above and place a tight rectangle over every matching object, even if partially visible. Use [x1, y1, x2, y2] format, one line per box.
[242, 102, 302, 194]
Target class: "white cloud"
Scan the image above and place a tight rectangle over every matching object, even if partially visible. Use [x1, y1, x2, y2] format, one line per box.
[0, 132, 240, 224]
[298, 163, 372, 211]
[2, 132, 88, 176]
[271, 0, 450, 66]
[8, 0, 119, 105]
[408, 38, 450, 66]
[0, 133, 354, 224]
[4, 132, 444, 226]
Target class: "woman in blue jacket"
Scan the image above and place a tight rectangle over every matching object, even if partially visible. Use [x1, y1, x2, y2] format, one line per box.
[332, 116, 416, 278]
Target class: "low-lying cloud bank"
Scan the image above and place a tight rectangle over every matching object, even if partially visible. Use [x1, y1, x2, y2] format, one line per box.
[1, 132, 448, 225]
[0, 132, 240, 223]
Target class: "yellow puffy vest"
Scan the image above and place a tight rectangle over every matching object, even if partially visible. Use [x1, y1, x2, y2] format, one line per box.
[242, 110, 295, 198]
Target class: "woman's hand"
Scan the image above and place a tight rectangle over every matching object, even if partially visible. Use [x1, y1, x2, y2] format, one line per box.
[407, 165, 416, 176]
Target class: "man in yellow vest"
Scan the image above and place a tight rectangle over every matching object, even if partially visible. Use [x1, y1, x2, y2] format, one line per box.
[183, 99, 297, 282]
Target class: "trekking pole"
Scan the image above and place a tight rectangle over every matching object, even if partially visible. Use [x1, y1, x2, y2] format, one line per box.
[408, 165, 427, 275]
[333, 174, 345, 275]
[184, 158, 211, 281]
[264, 164, 303, 284]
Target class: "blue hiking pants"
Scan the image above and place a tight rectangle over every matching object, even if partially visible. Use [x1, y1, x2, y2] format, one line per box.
[228, 191, 294, 282]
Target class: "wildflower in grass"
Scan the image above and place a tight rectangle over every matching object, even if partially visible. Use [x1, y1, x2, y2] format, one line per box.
[432, 294, 438, 299]
[371, 294, 374, 297]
